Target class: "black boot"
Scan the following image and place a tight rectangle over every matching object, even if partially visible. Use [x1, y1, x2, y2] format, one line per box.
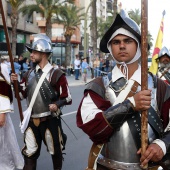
[23, 158, 37, 170]
[51, 154, 62, 170]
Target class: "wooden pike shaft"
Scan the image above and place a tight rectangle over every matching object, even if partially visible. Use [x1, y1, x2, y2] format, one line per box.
[141, 0, 148, 169]
[0, 0, 23, 121]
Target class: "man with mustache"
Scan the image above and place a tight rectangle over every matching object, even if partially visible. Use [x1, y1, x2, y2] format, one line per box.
[157, 46, 170, 84]
[11, 34, 72, 170]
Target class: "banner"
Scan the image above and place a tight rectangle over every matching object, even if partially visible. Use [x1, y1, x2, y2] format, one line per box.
[149, 10, 166, 75]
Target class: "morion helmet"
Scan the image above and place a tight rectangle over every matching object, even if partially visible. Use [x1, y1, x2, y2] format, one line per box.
[100, 9, 141, 53]
[26, 34, 52, 53]
[157, 46, 170, 60]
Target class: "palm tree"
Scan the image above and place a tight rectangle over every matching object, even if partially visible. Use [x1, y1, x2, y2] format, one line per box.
[9, 0, 23, 57]
[128, 9, 141, 25]
[52, 4, 84, 67]
[19, 0, 74, 39]
[128, 9, 153, 54]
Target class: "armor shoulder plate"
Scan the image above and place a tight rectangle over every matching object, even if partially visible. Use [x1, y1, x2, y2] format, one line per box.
[85, 77, 105, 99]
[50, 68, 65, 85]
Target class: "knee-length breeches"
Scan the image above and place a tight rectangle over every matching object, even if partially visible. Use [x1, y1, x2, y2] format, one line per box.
[22, 117, 66, 160]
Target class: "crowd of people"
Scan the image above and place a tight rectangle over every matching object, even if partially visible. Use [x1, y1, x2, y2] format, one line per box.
[1, 8, 170, 170]
[72, 54, 116, 83]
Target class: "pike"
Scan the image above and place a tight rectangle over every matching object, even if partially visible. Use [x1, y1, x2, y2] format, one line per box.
[0, 0, 23, 121]
[141, 0, 148, 169]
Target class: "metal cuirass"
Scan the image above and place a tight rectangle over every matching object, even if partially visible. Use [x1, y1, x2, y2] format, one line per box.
[27, 70, 58, 118]
[98, 74, 163, 170]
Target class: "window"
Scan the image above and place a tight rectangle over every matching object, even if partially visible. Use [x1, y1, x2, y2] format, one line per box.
[26, 14, 33, 23]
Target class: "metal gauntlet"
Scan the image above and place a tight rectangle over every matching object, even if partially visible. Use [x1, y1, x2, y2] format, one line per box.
[103, 100, 135, 129]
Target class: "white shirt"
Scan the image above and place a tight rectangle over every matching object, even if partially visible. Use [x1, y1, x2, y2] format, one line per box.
[74, 59, 81, 69]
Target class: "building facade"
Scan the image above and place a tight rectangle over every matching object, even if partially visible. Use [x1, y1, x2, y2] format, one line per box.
[80, 0, 113, 60]
[0, 0, 39, 56]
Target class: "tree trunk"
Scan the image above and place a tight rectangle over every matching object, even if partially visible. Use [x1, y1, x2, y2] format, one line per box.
[91, 0, 97, 59]
[64, 35, 71, 68]
[11, 12, 18, 58]
[46, 18, 52, 39]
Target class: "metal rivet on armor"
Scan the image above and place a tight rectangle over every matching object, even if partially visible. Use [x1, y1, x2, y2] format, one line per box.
[132, 116, 135, 118]
[149, 112, 151, 115]
[137, 128, 140, 131]
[135, 124, 138, 127]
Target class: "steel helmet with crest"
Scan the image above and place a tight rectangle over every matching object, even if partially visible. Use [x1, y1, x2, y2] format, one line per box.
[26, 34, 52, 54]
[100, 9, 141, 53]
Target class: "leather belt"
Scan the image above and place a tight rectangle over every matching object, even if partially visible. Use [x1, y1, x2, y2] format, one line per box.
[30, 115, 53, 127]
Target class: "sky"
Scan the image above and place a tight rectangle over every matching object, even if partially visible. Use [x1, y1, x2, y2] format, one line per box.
[119, 0, 170, 53]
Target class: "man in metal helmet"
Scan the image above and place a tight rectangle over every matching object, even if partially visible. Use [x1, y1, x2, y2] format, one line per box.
[77, 10, 170, 170]
[11, 34, 72, 170]
[156, 46, 170, 84]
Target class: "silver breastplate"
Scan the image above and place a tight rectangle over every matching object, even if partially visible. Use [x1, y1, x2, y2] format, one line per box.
[27, 71, 52, 118]
[98, 74, 159, 169]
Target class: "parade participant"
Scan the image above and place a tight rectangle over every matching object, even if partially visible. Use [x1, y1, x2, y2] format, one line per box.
[156, 46, 170, 84]
[11, 34, 72, 170]
[77, 10, 170, 170]
[0, 55, 24, 170]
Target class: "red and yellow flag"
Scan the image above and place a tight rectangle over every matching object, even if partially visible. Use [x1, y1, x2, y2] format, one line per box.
[149, 10, 166, 75]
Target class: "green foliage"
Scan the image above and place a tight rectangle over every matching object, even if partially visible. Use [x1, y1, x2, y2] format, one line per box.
[9, 0, 23, 8]
[19, 0, 74, 21]
[52, 4, 85, 31]
[128, 9, 153, 54]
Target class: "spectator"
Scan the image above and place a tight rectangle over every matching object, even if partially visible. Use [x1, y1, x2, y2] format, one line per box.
[74, 55, 81, 80]
[93, 57, 100, 78]
[14, 57, 21, 81]
[105, 58, 110, 72]
[18, 55, 24, 72]
[81, 58, 89, 83]
[89, 59, 94, 79]
[22, 58, 30, 76]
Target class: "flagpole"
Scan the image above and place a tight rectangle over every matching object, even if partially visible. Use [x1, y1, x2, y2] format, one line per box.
[0, 0, 23, 121]
[141, 0, 148, 169]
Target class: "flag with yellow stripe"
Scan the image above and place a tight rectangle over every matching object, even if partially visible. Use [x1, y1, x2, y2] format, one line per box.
[149, 10, 166, 75]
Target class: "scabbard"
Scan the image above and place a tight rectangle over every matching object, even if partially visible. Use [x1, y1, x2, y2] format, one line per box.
[85, 143, 103, 170]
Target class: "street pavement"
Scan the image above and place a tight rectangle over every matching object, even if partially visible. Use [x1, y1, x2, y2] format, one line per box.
[66, 71, 92, 87]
